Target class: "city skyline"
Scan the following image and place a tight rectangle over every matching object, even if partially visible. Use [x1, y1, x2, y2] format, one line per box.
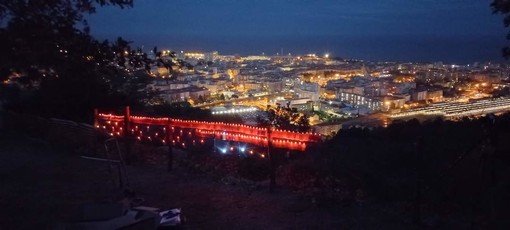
[3, 1, 510, 228]
[88, 0, 507, 63]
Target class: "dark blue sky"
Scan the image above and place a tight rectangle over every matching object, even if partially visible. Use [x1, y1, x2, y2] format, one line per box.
[88, 0, 508, 63]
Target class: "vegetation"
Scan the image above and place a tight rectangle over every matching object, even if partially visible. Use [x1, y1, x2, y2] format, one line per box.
[258, 103, 310, 132]
[492, 0, 510, 58]
[297, 114, 510, 227]
[0, 0, 188, 122]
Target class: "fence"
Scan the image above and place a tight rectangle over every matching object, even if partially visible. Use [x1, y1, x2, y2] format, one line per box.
[95, 107, 322, 151]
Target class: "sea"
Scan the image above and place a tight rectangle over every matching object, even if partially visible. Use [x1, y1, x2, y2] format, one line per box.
[99, 34, 508, 65]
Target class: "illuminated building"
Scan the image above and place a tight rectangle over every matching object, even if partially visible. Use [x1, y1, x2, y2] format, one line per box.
[426, 89, 444, 102]
[263, 80, 284, 93]
[337, 92, 382, 111]
[470, 71, 503, 83]
[184, 52, 205, 59]
[378, 96, 407, 111]
[335, 86, 364, 97]
[321, 88, 337, 100]
[227, 68, 240, 79]
[161, 86, 210, 103]
[243, 81, 263, 91]
[313, 122, 342, 136]
[295, 82, 320, 102]
[390, 97, 510, 118]
[395, 82, 417, 94]
[204, 51, 218, 62]
[275, 98, 314, 111]
[243, 56, 271, 61]
[411, 89, 428, 101]
[364, 86, 388, 97]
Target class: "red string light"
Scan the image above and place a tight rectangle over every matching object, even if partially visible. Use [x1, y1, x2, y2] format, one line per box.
[96, 113, 320, 151]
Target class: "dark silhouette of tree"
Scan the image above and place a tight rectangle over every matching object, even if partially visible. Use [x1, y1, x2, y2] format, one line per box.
[153, 46, 160, 58]
[197, 95, 205, 104]
[259, 104, 310, 132]
[492, 0, 510, 58]
[0, 0, 163, 122]
[312, 113, 510, 228]
[152, 50, 190, 80]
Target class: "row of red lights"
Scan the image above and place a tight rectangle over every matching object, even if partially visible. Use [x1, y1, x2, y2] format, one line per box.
[98, 113, 321, 137]
[97, 117, 284, 155]
[97, 114, 315, 151]
[197, 129, 268, 141]
[98, 121, 307, 151]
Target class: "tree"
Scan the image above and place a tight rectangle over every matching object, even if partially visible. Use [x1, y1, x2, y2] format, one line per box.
[260, 104, 311, 132]
[257, 104, 311, 192]
[492, 0, 510, 58]
[0, 1, 162, 122]
[0, 0, 133, 80]
[197, 95, 205, 104]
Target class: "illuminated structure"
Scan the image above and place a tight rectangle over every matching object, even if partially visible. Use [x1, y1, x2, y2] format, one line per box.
[211, 106, 258, 115]
[227, 69, 240, 80]
[243, 56, 271, 61]
[390, 97, 510, 118]
[95, 112, 321, 152]
[337, 92, 382, 111]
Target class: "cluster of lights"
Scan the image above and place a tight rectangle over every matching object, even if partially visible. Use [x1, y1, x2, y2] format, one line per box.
[211, 107, 257, 115]
[272, 139, 307, 151]
[391, 97, 510, 118]
[98, 113, 124, 122]
[99, 121, 210, 148]
[96, 112, 321, 151]
[216, 145, 267, 158]
[99, 113, 319, 138]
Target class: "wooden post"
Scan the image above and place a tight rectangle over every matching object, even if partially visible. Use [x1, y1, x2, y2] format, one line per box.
[93, 108, 99, 155]
[124, 106, 132, 164]
[267, 127, 276, 192]
[93, 109, 99, 128]
[166, 119, 174, 172]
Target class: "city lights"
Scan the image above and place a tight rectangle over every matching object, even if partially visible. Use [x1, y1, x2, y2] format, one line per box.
[211, 107, 258, 115]
[390, 97, 510, 118]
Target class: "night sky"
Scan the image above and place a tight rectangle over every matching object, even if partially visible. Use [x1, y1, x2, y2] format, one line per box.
[88, 0, 507, 63]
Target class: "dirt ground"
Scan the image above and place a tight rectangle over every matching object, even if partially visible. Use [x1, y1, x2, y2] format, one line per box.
[0, 133, 408, 230]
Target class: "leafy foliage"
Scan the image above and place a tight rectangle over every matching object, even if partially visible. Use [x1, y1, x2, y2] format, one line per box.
[492, 0, 510, 58]
[0, 0, 166, 122]
[259, 103, 310, 132]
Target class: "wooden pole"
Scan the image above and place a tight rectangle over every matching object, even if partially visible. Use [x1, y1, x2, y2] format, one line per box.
[124, 106, 132, 164]
[93, 108, 99, 155]
[93, 108, 99, 128]
[166, 119, 174, 172]
[267, 127, 276, 192]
